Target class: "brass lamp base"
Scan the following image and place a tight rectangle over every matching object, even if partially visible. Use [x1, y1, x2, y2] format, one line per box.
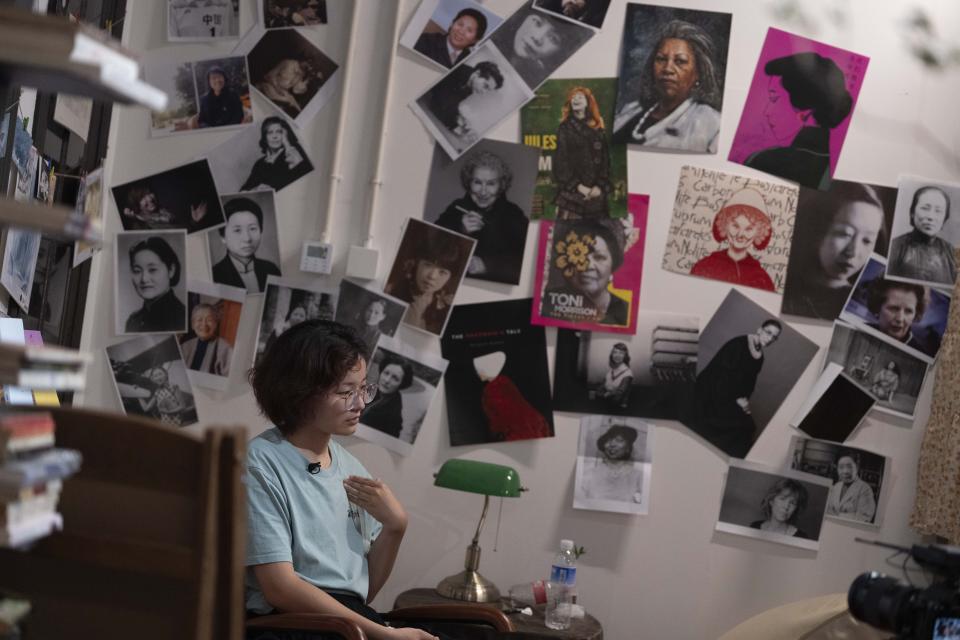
[436, 569, 501, 603]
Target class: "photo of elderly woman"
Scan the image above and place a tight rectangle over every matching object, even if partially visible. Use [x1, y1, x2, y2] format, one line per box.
[247, 28, 339, 125]
[716, 460, 830, 551]
[334, 279, 407, 357]
[107, 334, 199, 427]
[208, 192, 282, 294]
[885, 178, 960, 288]
[840, 254, 949, 362]
[534, 0, 611, 30]
[781, 181, 895, 321]
[401, 0, 502, 70]
[115, 230, 188, 335]
[254, 276, 339, 365]
[789, 437, 886, 526]
[383, 218, 476, 336]
[684, 289, 817, 459]
[729, 28, 869, 189]
[662, 166, 797, 294]
[262, 0, 327, 27]
[612, 6, 731, 153]
[193, 57, 251, 128]
[111, 160, 225, 234]
[178, 280, 245, 391]
[425, 139, 539, 285]
[574, 416, 652, 515]
[488, 0, 593, 89]
[357, 337, 448, 456]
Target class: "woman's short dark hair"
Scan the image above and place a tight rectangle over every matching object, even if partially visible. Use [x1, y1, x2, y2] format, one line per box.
[250, 320, 367, 435]
[129, 236, 181, 287]
[473, 61, 504, 89]
[207, 66, 227, 87]
[414, 226, 469, 273]
[835, 452, 861, 471]
[557, 219, 626, 273]
[866, 280, 927, 320]
[910, 185, 951, 225]
[609, 343, 631, 367]
[125, 185, 156, 212]
[378, 355, 414, 391]
[761, 319, 782, 333]
[764, 52, 852, 129]
[884, 361, 901, 376]
[258, 116, 299, 154]
[637, 20, 723, 111]
[760, 478, 808, 524]
[220, 197, 264, 236]
[596, 424, 638, 461]
[453, 8, 487, 41]
[459, 150, 512, 194]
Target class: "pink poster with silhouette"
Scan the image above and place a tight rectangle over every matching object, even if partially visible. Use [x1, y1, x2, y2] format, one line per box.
[728, 28, 869, 190]
[531, 194, 648, 334]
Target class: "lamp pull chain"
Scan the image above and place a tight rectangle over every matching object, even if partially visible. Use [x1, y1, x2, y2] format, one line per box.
[493, 497, 504, 552]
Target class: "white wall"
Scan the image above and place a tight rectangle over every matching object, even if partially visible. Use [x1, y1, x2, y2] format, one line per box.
[78, 1, 960, 638]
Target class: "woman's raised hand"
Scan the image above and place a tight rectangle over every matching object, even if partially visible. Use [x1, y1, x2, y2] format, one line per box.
[343, 476, 408, 533]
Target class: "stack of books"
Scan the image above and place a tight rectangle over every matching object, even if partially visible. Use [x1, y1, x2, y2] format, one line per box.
[0, 6, 167, 110]
[0, 412, 81, 548]
[0, 342, 91, 392]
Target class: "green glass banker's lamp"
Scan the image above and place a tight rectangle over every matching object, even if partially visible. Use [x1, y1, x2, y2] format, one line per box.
[433, 459, 525, 603]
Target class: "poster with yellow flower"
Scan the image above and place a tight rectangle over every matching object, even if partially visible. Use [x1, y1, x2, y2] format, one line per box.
[531, 194, 648, 333]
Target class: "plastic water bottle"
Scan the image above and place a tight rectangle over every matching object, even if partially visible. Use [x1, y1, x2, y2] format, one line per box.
[545, 539, 576, 630]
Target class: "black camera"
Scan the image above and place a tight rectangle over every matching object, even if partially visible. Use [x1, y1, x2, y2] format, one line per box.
[848, 541, 960, 639]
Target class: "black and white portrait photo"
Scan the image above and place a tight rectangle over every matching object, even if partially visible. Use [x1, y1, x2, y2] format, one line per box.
[682, 289, 817, 459]
[255, 276, 338, 365]
[412, 41, 534, 159]
[333, 279, 408, 357]
[400, 0, 503, 70]
[488, 0, 593, 90]
[115, 230, 188, 336]
[206, 115, 315, 193]
[178, 279, 245, 391]
[0, 228, 40, 312]
[424, 140, 539, 285]
[247, 27, 339, 125]
[383, 218, 476, 337]
[789, 436, 886, 527]
[357, 336, 448, 457]
[574, 415, 652, 515]
[612, 5, 731, 153]
[716, 460, 830, 551]
[825, 321, 931, 419]
[107, 334, 198, 427]
[781, 180, 896, 321]
[552, 311, 700, 419]
[789, 363, 875, 443]
[262, 0, 327, 27]
[841, 254, 949, 363]
[167, 0, 240, 41]
[533, 0, 611, 30]
[885, 176, 960, 288]
[111, 159, 225, 234]
[207, 191, 282, 294]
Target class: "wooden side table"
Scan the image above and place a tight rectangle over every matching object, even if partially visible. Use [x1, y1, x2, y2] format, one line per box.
[394, 588, 603, 640]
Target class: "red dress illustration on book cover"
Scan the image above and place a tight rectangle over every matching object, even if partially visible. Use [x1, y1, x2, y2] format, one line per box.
[481, 375, 551, 441]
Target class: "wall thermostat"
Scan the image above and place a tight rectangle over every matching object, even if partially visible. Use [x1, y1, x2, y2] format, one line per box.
[300, 241, 333, 274]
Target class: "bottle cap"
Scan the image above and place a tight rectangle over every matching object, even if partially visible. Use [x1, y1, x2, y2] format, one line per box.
[560, 539, 574, 550]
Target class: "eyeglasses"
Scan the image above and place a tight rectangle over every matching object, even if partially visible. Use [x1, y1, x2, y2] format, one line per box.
[333, 383, 378, 407]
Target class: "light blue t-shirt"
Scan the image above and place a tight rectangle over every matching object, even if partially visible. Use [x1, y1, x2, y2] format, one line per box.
[244, 427, 383, 614]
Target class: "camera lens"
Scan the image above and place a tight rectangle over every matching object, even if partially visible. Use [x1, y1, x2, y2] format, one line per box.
[848, 571, 920, 634]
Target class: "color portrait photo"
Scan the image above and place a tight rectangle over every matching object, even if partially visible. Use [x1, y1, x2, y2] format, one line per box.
[885, 175, 960, 289]
[728, 28, 869, 189]
[682, 289, 817, 459]
[383, 218, 476, 337]
[400, 0, 503, 71]
[552, 310, 699, 420]
[781, 180, 897, 321]
[261, 0, 327, 28]
[440, 299, 554, 446]
[521, 77, 627, 221]
[358, 335, 448, 457]
[611, 3, 732, 153]
[178, 279, 245, 391]
[663, 166, 798, 293]
[574, 415, 652, 515]
[716, 460, 830, 551]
